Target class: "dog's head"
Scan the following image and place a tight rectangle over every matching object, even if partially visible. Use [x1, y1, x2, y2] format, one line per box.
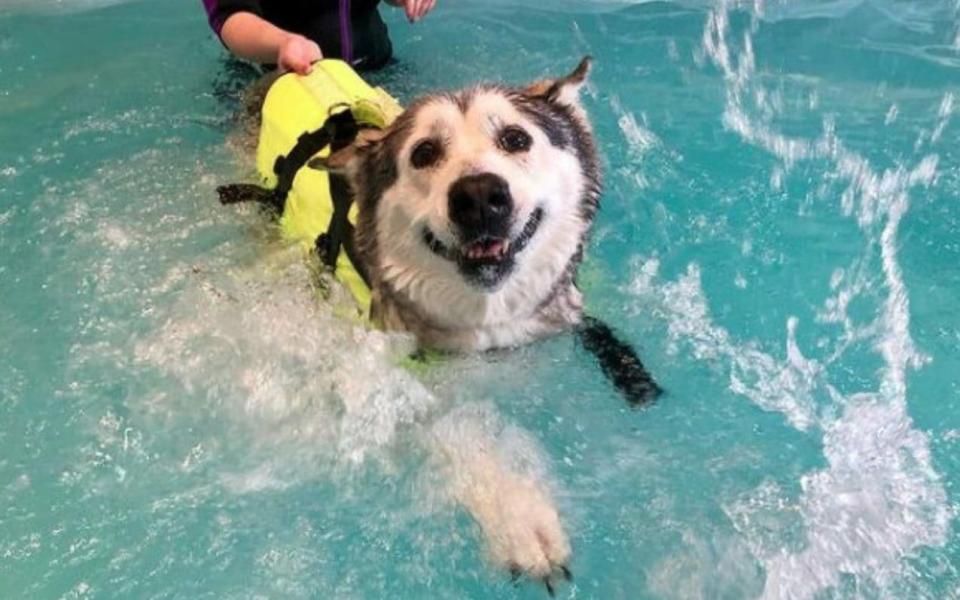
[311, 58, 600, 329]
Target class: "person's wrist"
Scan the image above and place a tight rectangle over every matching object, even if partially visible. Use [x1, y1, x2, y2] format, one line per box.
[277, 33, 301, 57]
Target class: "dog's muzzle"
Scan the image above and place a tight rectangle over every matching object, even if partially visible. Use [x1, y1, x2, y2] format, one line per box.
[448, 173, 513, 245]
[422, 173, 544, 290]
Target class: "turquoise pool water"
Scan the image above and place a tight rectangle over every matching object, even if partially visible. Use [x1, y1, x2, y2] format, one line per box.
[1, 0, 959, 597]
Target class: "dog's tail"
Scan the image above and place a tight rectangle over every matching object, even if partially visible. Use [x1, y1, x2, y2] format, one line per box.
[577, 316, 661, 407]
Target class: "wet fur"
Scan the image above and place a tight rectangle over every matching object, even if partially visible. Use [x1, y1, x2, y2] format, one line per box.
[238, 59, 657, 590]
[320, 60, 599, 352]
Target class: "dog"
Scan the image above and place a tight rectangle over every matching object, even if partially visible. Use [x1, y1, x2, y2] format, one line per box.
[309, 58, 658, 397]
[227, 57, 660, 594]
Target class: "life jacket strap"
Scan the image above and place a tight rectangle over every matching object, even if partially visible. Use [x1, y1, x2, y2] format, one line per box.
[216, 108, 358, 212]
[218, 107, 372, 291]
[314, 170, 372, 290]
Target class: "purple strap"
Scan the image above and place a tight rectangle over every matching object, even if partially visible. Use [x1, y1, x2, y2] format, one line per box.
[339, 0, 353, 64]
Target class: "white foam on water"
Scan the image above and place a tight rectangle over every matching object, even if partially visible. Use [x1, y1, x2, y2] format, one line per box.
[955, 0, 960, 49]
[132, 254, 441, 474]
[0, 0, 132, 15]
[0, 206, 13, 230]
[130, 251, 565, 544]
[885, 104, 899, 125]
[46, 146, 439, 487]
[631, 1, 955, 597]
[635, 255, 952, 597]
[611, 95, 661, 190]
[930, 92, 954, 144]
[633, 261, 820, 430]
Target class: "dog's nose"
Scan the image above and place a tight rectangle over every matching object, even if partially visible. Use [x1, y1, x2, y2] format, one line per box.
[448, 173, 513, 234]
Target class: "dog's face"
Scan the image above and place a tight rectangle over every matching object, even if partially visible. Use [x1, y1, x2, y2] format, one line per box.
[315, 58, 600, 331]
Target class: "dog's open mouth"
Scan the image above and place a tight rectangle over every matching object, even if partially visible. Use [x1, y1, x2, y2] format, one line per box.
[462, 236, 510, 261]
[422, 207, 544, 287]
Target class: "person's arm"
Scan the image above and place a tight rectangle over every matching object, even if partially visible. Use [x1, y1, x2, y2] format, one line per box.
[202, 0, 321, 74]
[220, 12, 322, 74]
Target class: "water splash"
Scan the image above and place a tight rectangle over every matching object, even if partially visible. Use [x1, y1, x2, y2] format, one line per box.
[133, 253, 440, 473]
[611, 95, 660, 190]
[930, 92, 954, 144]
[955, 0, 960, 49]
[631, 1, 955, 597]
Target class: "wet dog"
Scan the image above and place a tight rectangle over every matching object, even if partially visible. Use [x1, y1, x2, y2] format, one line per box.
[230, 58, 659, 593]
[311, 59, 658, 397]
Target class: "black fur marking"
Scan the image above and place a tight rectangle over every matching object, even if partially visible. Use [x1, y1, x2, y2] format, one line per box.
[509, 206, 543, 254]
[453, 88, 475, 114]
[351, 108, 412, 273]
[513, 98, 571, 149]
[508, 89, 601, 225]
[577, 316, 661, 406]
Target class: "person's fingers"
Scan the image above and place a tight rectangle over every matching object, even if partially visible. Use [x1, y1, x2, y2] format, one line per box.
[420, 0, 436, 18]
[282, 38, 322, 75]
[306, 40, 323, 62]
[280, 52, 309, 75]
[417, 0, 434, 18]
[415, 0, 431, 21]
[292, 57, 310, 75]
[404, 0, 416, 22]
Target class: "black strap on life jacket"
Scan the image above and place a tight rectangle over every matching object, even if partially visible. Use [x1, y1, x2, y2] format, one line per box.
[313, 118, 372, 289]
[217, 108, 371, 289]
[217, 108, 359, 212]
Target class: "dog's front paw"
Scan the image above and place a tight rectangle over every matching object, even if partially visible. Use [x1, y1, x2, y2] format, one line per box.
[473, 476, 571, 593]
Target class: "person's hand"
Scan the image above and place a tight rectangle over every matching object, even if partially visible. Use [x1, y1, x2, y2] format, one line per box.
[277, 35, 322, 75]
[398, 0, 436, 23]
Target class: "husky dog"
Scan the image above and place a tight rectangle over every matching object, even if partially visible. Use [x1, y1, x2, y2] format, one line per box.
[308, 58, 658, 590]
[312, 58, 657, 398]
[313, 58, 597, 352]
[230, 58, 659, 593]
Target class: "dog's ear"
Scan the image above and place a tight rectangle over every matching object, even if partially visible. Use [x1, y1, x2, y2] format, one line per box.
[307, 127, 386, 176]
[523, 56, 592, 108]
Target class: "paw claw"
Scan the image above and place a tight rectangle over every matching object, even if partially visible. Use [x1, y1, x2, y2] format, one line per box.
[560, 565, 572, 581]
[472, 474, 571, 594]
[543, 577, 555, 597]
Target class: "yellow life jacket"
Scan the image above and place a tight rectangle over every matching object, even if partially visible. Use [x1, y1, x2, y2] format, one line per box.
[221, 59, 403, 317]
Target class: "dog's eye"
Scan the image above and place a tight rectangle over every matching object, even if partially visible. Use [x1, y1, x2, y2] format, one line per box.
[410, 139, 442, 169]
[498, 126, 532, 153]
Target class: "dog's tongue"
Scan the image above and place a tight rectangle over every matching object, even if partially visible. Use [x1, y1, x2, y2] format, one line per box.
[464, 238, 507, 260]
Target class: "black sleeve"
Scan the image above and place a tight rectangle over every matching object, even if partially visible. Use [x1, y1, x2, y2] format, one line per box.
[202, 0, 265, 37]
